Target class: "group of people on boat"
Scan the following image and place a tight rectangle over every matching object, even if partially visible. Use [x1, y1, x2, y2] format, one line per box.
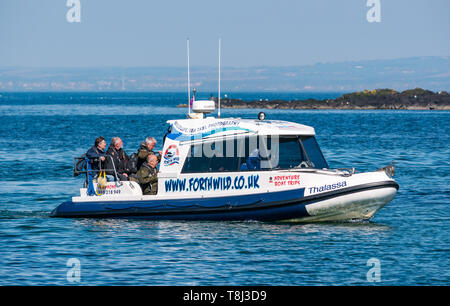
[85, 136, 161, 195]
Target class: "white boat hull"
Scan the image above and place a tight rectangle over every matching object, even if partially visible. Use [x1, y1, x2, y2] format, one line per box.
[283, 186, 397, 222]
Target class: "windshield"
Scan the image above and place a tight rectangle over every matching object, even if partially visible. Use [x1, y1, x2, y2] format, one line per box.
[300, 136, 329, 169]
[269, 136, 328, 170]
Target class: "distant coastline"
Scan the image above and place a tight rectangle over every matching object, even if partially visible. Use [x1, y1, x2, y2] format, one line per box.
[177, 88, 450, 110]
[1, 57, 449, 92]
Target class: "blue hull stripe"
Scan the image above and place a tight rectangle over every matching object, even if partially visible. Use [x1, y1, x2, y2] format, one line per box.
[52, 188, 306, 221]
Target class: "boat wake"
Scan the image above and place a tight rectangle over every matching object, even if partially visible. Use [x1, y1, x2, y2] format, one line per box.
[0, 210, 50, 219]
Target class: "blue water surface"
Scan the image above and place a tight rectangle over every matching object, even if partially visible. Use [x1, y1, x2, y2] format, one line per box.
[0, 92, 448, 285]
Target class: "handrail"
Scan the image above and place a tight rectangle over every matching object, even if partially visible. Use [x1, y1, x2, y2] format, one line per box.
[73, 155, 122, 185]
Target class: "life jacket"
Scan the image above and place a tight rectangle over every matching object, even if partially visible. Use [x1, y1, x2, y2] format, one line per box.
[137, 143, 151, 169]
[105, 146, 128, 175]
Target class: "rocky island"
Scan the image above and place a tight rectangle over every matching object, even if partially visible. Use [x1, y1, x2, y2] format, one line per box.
[178, 88, 450, 110]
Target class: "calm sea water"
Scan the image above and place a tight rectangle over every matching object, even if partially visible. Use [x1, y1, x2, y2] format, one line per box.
[0, 92, 448, 286]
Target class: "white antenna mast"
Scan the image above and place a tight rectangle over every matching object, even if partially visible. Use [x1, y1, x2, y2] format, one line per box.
[187, 38, 191, 115]
[218, 38, 221, 118]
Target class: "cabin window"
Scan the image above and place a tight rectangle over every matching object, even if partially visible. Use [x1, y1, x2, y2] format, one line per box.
[300, 136, 329, 169]
[181, 135, 328, 173]
[275, 137, 307, 169]
[182, 141, 240, 173]
[182, 136, 268, 173]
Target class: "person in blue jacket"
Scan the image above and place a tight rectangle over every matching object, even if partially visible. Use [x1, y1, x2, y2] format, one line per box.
[246, 148, 261, 170]
[86, 136, 106, 172]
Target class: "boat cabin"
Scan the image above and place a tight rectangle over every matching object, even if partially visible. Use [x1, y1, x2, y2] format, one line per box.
[159, 117, 329, 177]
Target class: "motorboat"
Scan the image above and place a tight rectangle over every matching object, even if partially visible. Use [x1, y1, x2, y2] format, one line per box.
[51, 100, 399, 221]
[51, 40, 398, 221]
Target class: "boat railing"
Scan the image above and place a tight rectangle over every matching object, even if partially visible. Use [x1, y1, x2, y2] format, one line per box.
[73, 155, 121, 183]
[283, 167, 356, 177]
[334, 167, 356, 177]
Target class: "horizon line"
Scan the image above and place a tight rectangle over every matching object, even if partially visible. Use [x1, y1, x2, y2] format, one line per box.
[0, 55, 448, 70]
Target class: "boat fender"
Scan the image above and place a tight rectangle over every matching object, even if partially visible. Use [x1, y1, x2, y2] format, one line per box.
[96, 171, 107, 195]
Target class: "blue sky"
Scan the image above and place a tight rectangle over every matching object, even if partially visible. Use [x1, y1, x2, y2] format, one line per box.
[1, 0, 449, 67]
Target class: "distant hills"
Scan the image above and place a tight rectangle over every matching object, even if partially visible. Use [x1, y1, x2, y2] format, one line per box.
[0, 56, 448, 92]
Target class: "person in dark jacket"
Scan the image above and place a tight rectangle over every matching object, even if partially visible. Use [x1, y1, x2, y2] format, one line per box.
[104, 137, 130, 181]
[86, 136, 106, 172]
[137, 137, 161, 170]
[137, 154, 158, 195]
